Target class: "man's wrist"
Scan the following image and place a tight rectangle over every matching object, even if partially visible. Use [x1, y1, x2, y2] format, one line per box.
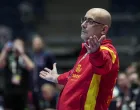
[90, 47, 101, 58]
[54, 74, 59, 83]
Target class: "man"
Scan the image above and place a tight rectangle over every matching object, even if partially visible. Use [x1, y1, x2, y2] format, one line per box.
[116, 73, 131, 110]
[40, 8, 119, 110]
[0, 39, 35, 110]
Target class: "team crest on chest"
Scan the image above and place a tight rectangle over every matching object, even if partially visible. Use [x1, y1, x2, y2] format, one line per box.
[76, 64, 82, 73]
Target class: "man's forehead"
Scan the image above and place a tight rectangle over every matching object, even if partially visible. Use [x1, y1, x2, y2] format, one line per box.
[85, 11, 96, 20]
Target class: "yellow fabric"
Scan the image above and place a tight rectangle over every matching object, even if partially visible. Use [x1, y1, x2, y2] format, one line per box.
[100, 46, 116, 63]
[84, 74, 101, 110]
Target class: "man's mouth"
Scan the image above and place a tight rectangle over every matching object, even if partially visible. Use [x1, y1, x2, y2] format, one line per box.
[81, 30, 87, 33]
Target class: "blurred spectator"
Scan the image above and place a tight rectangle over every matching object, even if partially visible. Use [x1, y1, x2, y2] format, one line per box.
[128, 72, 140, 110]
[109, 86, 120, 110]
[125, 62, 137, 75]
[116, 73, 131, 110]
[19, 0, 45, 20]
[0, 25, 13, 110]
[134, 63, 140, 110]
[129, 73, 139, 99]
[41, 84, 58, 110]
[29, 35, 56, 110]
[128, 72, 139, 84]
[18, 0, 45, 41]
[18, 1, 36, 41]
[18, 1, 34, 24]
[0, 26, 13, 50]
[0, 39, 34, 110]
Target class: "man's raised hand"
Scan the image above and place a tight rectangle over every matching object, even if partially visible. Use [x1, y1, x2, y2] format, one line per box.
[39, 63, 59, 83]
[84, 35, 106, 53]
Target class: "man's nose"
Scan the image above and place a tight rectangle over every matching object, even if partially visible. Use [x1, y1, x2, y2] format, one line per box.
[81, 21, 87, 29]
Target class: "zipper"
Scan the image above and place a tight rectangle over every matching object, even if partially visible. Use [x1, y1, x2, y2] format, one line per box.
[67, 52, 89, 79]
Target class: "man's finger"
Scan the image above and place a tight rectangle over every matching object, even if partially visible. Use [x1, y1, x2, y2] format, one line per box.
[89, 36, 95, 48]
[99, 35, 106, 43]
[92, 36, 98, 46]
[88, 38, 94, 49]
[53, 63, 57, 70]
[84, 43, 90, 50]
[94, 35, 100, 46]
[39, 72, 46, 78]
[94, 35, 99, 43]
[39, 74, 45, 79]
[40, 71, 47, 75]
[40, 71, 49, 76]
[44, 68, 51, 73]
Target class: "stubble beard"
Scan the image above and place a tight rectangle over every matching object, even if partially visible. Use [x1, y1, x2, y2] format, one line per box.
[81, 33, 89, 42]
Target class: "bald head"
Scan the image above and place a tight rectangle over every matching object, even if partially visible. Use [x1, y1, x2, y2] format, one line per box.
[85, 8, 111, 27]
[81, 8, 111, 41]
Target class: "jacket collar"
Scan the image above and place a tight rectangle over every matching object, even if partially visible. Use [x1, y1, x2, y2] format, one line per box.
[101, 39, 112, 45]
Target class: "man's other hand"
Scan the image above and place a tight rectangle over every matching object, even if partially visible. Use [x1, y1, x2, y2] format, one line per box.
[39, 63, 59, 83]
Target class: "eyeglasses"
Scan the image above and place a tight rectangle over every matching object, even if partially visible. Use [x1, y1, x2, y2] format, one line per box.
[81, 17, 104, 25]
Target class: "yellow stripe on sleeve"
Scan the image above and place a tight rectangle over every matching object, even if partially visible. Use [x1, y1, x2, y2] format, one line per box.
[100, 46, 116, 64]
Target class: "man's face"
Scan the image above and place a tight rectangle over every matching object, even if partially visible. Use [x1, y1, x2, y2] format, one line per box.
[13, 39, 24, 56]
[118, 74, 129, 89]
[81, 12, 104, 41]
[32, 38, 43, 52]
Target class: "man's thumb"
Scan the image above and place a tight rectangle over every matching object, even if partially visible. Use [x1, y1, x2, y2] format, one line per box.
[53, 63, 57, 69]
[99, 35, 106, 43]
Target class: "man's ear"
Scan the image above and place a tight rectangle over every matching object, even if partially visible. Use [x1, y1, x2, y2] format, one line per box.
[101, 25, 109, 35]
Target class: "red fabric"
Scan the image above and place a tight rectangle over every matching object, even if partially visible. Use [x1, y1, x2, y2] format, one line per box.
[28, 91, 33, 104]
[57, 39, 119, 110]
[57, 70, 72, 85]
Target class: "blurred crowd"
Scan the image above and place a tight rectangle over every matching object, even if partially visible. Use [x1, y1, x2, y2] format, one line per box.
[0, 0, 62, 110]
[0, 35, 62, 110]
[109, 62, 140, 110]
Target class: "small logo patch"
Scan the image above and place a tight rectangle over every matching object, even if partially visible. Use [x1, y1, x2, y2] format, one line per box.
[76, 64, 82, 73]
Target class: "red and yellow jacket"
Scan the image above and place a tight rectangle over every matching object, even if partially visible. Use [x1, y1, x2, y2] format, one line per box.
[57, 39, 119, 110]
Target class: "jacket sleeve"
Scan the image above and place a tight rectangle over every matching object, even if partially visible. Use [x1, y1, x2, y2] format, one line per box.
[89, 46, 117, 75]
[57, 69, 73, 85]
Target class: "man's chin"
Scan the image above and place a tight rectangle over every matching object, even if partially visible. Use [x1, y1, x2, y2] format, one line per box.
[81, 35, 88, 42]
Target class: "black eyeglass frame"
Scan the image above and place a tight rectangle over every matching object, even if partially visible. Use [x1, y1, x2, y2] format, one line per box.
[81, 17, 105, 25]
